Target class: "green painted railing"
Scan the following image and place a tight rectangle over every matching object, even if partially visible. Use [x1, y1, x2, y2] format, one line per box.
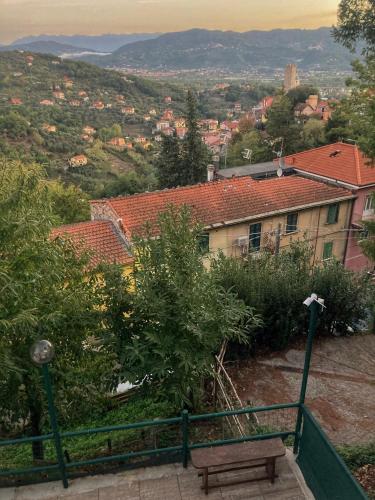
[297, 405, 368, 500]
[0, 401, 367, 499]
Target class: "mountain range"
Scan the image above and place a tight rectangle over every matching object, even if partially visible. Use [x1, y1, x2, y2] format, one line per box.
[81, 28, 355, 72]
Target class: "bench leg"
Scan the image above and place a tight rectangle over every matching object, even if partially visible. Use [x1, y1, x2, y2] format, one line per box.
[266, 458, 276, 484]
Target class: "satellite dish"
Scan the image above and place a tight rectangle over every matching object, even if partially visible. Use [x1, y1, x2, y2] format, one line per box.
[277, 167, 283, 177]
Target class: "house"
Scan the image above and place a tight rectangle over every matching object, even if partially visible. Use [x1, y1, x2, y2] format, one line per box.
[294, 95, 333, 121]
[63, 79, 74, 88]
[203, 134, 222, 155]
[82, 125, 96, 136]
[69, 155, 88, 167]
[9, 97, 22, 105]
[174, 117, 186, 128]
[149, 108, 157, 116]
[284, 142, 375, 272]
[252, 96, 274, 123]
[234, 102, 242, 113]
[69, 99, 81, 107]
[164, 96, 172, 103]
[107, 137, 126, 150]
[116, 95, 125, 102]
[53, 91, 65, 100]
[175, 127, 187, 139]
[40, 99, 54, 106]
[90, 173, 354, 264]
[162, 109, 174, 120]
[25, 55, 34, 65]
[161, 127, 175, 137]
[51, 220, 133, 269]
[42, 124, 57, 133]
[220, 120, 239, 134]
[213, 83, 230, 90]
[144, 115, 151, 121]
[78, 91, 88, 97]
[156, 120, 170, 131]
[134, 136, 147, 144]
[81, 134, 93, 142]
[92, 101, 105, 110]
[122, 106, 135, 115]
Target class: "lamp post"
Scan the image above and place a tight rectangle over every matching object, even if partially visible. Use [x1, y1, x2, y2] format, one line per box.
[30, 340, 68, 488]
[293, 294, 324, 454]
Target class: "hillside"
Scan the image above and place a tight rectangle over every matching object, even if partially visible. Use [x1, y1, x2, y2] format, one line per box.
[10, 34, 161, 53]
[0, 41, 95, 56]
[0, 51, 185, 196]
[83, 27, 355, 72]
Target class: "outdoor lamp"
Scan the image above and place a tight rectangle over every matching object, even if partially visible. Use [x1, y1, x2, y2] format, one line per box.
[30, 340, 55, 365]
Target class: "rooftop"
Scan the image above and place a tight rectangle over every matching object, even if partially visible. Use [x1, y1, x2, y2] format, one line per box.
[51, 220, 133, 266]
[217, 161, 280, 179]
[91, 175, 353, 236]
[284, 142, 375, 187]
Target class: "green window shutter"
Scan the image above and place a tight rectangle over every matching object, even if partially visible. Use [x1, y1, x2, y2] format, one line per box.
[249, 223, 262, 251]
[323, 241, 333, 260]
[327, 203, 339, 224]
[197, 232, 210, 254]
[286, 213, 298, 233]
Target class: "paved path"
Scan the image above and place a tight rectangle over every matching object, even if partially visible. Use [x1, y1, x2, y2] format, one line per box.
[1, 450, 313, 500]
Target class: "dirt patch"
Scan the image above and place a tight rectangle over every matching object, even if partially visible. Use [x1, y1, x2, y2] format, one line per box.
[228, 334, 375, 445]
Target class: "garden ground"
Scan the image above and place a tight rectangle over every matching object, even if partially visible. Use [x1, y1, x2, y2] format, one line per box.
[228, 333, 375, 445]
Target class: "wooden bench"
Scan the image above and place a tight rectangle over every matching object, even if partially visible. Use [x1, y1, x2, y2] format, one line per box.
[190, 438, 285, 494]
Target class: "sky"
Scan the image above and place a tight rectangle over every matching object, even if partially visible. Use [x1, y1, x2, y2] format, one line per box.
[0, 0, 340, 44]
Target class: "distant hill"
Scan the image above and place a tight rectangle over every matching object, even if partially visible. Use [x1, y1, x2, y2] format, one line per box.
[82, 27, 355, 72]
[1, 41, 95, 57]
[10, 34, 161, 53]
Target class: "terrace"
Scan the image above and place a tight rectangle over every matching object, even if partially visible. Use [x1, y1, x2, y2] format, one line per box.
[0, 299, 368, 499]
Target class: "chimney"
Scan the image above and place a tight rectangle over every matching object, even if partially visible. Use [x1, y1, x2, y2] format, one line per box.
[207, 164, 215, 182]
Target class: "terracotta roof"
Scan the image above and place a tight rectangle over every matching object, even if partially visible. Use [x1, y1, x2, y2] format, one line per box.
[284, 142, 375, 187]
[91, 175, 353, 236]
[51, 220, 133, 266]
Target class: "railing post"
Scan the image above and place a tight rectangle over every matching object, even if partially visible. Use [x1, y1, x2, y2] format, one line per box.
[42, 364, 68, 488]
[293, 298, 320, 454]
[181, 409, 189, 468]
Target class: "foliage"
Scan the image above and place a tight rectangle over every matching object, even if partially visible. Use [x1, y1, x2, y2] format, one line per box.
[337, 442, 375, 470]
[360, 192, 375, 262]
[225, 130, 273, 167]
[302, 119, 327, 148]
[286, 85, 319, 106]
[265, 95, 303, 155]
[155, 134, 183, 188]
[0, 158, 115, 459]
[334, 0, 375, 54]
[212, 242, 372, 351]
[102, 206, 260, 407]
[46, 180, 90, 224]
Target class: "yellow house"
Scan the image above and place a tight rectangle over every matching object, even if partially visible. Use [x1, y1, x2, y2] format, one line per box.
[89, 174, 355, 265]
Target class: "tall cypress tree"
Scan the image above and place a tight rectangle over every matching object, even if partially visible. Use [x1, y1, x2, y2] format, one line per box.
[181, 90, 210, 185]
[156, 133, 182, 189]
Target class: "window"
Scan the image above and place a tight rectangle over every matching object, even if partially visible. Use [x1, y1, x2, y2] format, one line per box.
[326, 203, 339, 224]
[197, 232, 210, 254]
[323, 241, 333, 260]
[249, 223, 262, 251]
[286, 213, 298, 233]
[364, 194, 374, 214]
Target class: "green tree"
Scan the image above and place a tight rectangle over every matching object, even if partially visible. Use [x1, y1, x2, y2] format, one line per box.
[155, 134, 183, 188]
[360, 192, 375, 261]
[0, 158, 115, 459]
[265, 96, 302, 155]
[180, 90, 211, 186]
[334, 0, 375, 54]
[302, 119, 327, 148]
[46, 180, 90, 224]
[226, 130, 272, 167]
[0, 111, 30, 139]
[287, 85, 319, 106]
[111, 206, 259, 407]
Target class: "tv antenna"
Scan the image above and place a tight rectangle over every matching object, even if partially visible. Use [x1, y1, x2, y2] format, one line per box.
[242, 149, 253, 162]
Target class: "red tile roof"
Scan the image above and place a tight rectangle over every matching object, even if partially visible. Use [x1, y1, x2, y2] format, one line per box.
[284, 142, 375, 187]
[91, 175, 353, 237]
[51, 220, 133, 266]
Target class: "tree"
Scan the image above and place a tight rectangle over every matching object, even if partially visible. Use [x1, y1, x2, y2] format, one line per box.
[155, 134, 183, 188]
[287, 85, 319, 106]
[180, 90, 211, 186]
[302, 119, 327, 148]
[0, 158, 115, 459]
[46, 180, 90, 224]
[110, 206, 259, 407]
[265, 96, 302, 155]
[225, 130, 272, 167]
[334, 0, 375, 54]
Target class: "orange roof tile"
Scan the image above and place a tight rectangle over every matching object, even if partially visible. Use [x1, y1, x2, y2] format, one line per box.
[51, 220, 133, 266]
[91, 175, 353, 236]
[284, 142, 375, 187]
